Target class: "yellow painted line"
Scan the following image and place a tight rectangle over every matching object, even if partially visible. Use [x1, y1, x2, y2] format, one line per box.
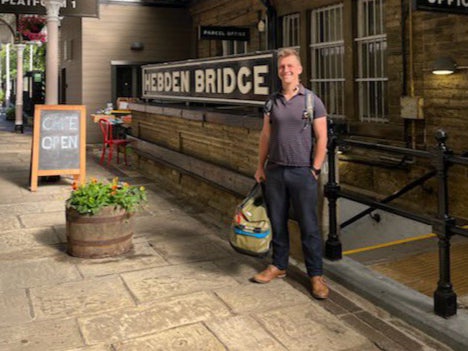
[343, 233, 437, 255]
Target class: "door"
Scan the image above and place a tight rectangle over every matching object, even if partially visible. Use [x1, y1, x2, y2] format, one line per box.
[111, 64, 142, 104]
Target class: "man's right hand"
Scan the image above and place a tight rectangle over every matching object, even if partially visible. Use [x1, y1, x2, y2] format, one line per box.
[255, 168, 266, 183]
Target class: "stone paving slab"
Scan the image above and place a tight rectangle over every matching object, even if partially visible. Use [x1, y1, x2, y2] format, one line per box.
[0, 215, 22, 232]
[0, 227, 60, 253]
[0, 257, 81, 292]
[78, 291, 232, 345]
[256, 303, 377, 351]
[121, 261, 239, 303]
[0, 244, 64, 261]
[0, 318, 84, 351]
[206, 315, 287, 350]
[30, 275, 136, 320]
[0, 290, 32, 327]
[148, 235, 235, 264]
[20, 210, 66, 228]
[113, 323, 226, 351]
[215, 280, 311, 313]
[0, 200, 66, 216]
[65, 346, 110, 351]
[143, 193, 191, 215]
[134, 213, 211, 242]
[212, 257, 267, 285]
[76, 242, 168, 278]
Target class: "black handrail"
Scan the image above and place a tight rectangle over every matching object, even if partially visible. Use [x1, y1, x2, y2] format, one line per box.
[340, 170, 436, 229]
[324, 122, 468, 318]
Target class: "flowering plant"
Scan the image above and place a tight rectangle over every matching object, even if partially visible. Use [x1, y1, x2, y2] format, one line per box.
[18, 15, 47, 43]
[66, 178, 147, 215]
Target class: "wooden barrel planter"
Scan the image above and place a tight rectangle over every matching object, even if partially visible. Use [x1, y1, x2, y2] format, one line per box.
[65, 206, 134, 258]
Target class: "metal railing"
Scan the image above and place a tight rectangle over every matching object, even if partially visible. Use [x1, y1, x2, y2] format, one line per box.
[324, 122, 468, 318]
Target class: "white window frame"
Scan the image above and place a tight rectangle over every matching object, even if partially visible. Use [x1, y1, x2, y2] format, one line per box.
[281, 13, 300, 47]
[355, 0, 388, 123]
[222, 40, 247, 56]
[310, 4, 345, 119]
[63, 39, 73, 62]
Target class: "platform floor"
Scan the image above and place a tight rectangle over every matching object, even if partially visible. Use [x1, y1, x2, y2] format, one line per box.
[348, 235, 468, 301]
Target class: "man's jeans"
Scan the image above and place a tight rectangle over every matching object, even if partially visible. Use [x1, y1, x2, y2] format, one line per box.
[264, 164, 323, 277]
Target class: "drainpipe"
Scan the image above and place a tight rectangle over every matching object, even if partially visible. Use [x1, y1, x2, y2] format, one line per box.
[260, 0, 278, 50]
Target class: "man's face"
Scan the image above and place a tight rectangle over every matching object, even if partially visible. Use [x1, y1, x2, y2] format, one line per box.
[278, 55, 302, 85]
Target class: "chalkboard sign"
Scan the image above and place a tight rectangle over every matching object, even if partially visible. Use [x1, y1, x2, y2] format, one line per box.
[30, 105, 86, 192]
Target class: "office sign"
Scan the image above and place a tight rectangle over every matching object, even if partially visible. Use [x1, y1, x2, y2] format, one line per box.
[199, 26, 250, 41]
[0, 0, 99, 17]
[30, 105, 86, 192]
[142, 52, 277, 106]
[413, 0, 468, 15]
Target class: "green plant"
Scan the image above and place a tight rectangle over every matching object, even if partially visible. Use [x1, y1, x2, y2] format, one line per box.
[66, 177, 147, 215]
[5, 106, 15, 121]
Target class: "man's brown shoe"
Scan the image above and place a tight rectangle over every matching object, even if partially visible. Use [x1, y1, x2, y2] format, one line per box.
[252, 265, 286, 284]
[311, 276, 329, 299]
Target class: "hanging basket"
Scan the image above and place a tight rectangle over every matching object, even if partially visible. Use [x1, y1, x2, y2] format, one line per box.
[18, 15, 47, 43]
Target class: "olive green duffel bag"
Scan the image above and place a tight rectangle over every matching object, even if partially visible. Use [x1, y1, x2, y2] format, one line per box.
[230, 183, 271, 257]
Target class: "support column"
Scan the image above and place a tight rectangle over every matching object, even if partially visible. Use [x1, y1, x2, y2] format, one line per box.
[6, 43, 11, 108]
[29, 44, 34, 71]
[44, 0, 66, 105]
[14, 44, 26, 133]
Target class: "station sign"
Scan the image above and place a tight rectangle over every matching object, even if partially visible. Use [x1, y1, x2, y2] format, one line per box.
[199, 26, 250, 41]
[413, 0, 468, 15]
[142, 52, 278, 107]
[0, 0, 99, 18]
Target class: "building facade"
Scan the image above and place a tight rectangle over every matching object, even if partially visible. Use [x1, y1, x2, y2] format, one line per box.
[56, 0, 468, 225]
[184, 0, 468, 220]
[59, 1, 193, 143]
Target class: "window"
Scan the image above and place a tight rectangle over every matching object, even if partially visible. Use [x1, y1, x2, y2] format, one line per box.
[63, 39, 73, 62]
[356, 0, 388, 122]
[222, 40, 247, 56]
[281, 13, 300, 48]
[310, 4, 345, 119]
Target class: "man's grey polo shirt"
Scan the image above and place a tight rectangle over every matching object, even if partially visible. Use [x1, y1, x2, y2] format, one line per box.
[267, 85, 327, 167]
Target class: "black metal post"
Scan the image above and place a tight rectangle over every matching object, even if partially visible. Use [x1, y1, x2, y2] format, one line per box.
[324, 120, 342, 260]
[432, 130, 457, 318]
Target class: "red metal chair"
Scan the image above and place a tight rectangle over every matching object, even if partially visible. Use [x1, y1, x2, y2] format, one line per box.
[98, 118, 132, 166]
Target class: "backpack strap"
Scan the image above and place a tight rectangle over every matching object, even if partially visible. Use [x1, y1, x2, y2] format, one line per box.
[305, 89, 316, 165]
[304, 89, 315, 126]
[263, 98, 273, 115]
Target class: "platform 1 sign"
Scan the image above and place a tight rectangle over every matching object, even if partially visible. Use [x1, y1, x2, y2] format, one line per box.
[0, 0, 99, 17]
[142, 51, 278, 106]
[30, 105, 86, 192]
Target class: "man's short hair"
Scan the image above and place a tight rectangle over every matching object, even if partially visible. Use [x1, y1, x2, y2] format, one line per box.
[277, 48, 301, 65]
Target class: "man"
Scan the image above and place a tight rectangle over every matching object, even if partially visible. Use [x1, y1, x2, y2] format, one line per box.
[253, 48, 329, 299]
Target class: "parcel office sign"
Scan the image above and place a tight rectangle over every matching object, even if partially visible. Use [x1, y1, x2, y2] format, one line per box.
[414, 0, 468, 14]
[142, 52, 277, 106]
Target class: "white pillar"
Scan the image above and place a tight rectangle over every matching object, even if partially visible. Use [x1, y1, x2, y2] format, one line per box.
[5, 43, 11, 108]
[44, 0, 66, 105]
[0, 46, 2, 103]
[29, 44, 34, 71]
[15, 44, 26, 133]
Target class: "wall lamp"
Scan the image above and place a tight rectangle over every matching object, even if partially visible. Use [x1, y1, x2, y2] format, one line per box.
[432, 56, 468, 75]
[130, 41, 144, 51]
